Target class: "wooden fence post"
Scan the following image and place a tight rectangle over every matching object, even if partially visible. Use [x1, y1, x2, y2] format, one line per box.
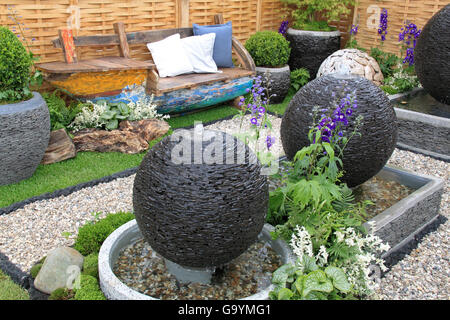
[256, 0, 262, 31]
[177, 0, 190, 28]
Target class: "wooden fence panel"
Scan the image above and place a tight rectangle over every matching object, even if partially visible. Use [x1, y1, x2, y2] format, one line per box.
[352, 0, 448, 55]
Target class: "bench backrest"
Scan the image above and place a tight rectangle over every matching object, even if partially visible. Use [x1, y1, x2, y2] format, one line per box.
[53, 13, 255, 71]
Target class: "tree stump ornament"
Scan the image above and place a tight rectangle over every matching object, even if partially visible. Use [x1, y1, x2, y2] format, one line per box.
[280, 73, 398, 187]
[415, 4, 450, 105]
[133, 127, 268, 268]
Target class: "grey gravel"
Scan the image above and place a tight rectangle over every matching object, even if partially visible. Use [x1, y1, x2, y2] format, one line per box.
[0, 116, 448, 300]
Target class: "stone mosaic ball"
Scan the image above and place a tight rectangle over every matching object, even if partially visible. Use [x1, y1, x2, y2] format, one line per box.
[280, 73, 398, 187]
[415, 4, 450, 105]
[317, 49, 384, 86]
[133, 128, 268, 268]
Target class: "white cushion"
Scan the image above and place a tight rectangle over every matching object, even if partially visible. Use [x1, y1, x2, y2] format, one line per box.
[181, 33, 220, 73]
[146, 34, 194, 78]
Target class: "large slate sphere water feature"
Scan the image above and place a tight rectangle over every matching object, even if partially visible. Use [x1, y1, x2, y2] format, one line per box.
[415, 4, 450, 105]
[280, 73, 398, 187]
[133, 127, 268, 268]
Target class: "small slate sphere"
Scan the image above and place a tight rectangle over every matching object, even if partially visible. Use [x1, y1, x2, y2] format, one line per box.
[133, 128, 268, 268]
[280, 73, 398, 187]
[415, 4, 450, 105]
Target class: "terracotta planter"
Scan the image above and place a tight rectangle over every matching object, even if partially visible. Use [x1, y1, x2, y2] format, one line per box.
[256, 65, 291, 104]
[286, 28, 341, 77]
[0, 92, 50, 186]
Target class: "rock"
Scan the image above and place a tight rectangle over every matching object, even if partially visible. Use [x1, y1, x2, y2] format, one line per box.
[73, 129, 149, 154]
[41, 129, 76, 164]
[34, 247, 84, 294]
[118, 119, 170, 142]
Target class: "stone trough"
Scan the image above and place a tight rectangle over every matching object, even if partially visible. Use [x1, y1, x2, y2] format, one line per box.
[363, 164, 444, 259]
[98, 223, 294, 300]
[389, 88, 450, 162]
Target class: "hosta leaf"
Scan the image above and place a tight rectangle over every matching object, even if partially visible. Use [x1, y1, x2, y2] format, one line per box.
[324, 266, 351, 293]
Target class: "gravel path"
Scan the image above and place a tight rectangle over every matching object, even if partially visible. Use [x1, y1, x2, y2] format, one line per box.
[0, 115, 448, 300]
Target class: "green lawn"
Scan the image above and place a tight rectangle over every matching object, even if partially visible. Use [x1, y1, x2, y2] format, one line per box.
[267, 93, 293, 115]
[0, 269, 29, 300]
[0, 94, 294, 209]
[0, 104, 239, 208]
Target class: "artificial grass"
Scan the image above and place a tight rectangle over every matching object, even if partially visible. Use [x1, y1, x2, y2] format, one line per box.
[0, 105, 239, 208]
[267, 92, 293, 115]
[0, 269, 29, 300]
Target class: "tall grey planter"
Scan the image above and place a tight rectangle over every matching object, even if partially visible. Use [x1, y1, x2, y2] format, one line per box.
[0, 92, 50, 186]
[286, 28, 341, 78]
[256, 65, 291, 104]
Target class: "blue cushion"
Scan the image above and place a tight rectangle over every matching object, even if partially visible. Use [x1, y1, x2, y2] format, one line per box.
[193, 22, 234, 68]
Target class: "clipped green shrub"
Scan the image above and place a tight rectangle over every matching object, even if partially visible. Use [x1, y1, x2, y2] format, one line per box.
[0, 26, 32, 103]
[245, 31, 290, 67]
[82, 253, 99, 278]
[74, 275, 106, 300]
[74, 212, 135, 256]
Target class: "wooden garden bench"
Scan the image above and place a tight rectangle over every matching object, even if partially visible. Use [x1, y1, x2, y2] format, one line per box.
[36, 14, 255, 113]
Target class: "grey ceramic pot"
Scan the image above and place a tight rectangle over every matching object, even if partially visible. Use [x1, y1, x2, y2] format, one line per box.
[256, 65, 290, 104]
[286, 28, 341, 77]
[0, 92, 50, 186]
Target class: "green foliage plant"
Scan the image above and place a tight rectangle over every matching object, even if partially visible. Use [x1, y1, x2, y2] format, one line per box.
[245, 31, 291, 67]
[73, 212, 135, 256]
[280, 0, 355, 31]
[369, 47, 400, 79]
[42, 90, 84, 131]
[270, 255, 353, 300]
[288, 68, 310, 95]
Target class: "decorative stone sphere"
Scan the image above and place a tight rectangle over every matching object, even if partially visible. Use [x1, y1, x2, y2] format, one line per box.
[133, 127, 268, 268]
[317, 49, 384, 86]
[415, 4, 450, 105]
[280, 73, 398, 187]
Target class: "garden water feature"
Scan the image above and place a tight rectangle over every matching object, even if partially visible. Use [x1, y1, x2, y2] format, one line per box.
[394, 90, 450, 119]
[390, 88, 450, 161]
[98, 128, 295, 300]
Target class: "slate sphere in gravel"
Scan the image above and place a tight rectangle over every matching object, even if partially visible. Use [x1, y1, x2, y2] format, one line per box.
[280, 73, 398, 187]
[133, 128, 268, 268]
[415, 4, 450, 105]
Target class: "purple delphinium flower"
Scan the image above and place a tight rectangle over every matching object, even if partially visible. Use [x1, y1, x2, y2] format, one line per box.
[278, 20, 289, 37]
[266, 135, 276, 150]
[378, 8, 388, 42]
[350, 24, 358, 36]
[315, 90, 358, 144]
[399, 22, 421, 66]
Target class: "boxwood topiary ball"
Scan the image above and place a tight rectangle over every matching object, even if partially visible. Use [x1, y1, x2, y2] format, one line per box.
[280, 73, 397, 187]
[415, 4, 450, 105]
[133, 128, 268, 268]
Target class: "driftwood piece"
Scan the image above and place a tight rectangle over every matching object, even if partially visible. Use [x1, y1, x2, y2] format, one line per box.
[41, 129, 76, 165]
